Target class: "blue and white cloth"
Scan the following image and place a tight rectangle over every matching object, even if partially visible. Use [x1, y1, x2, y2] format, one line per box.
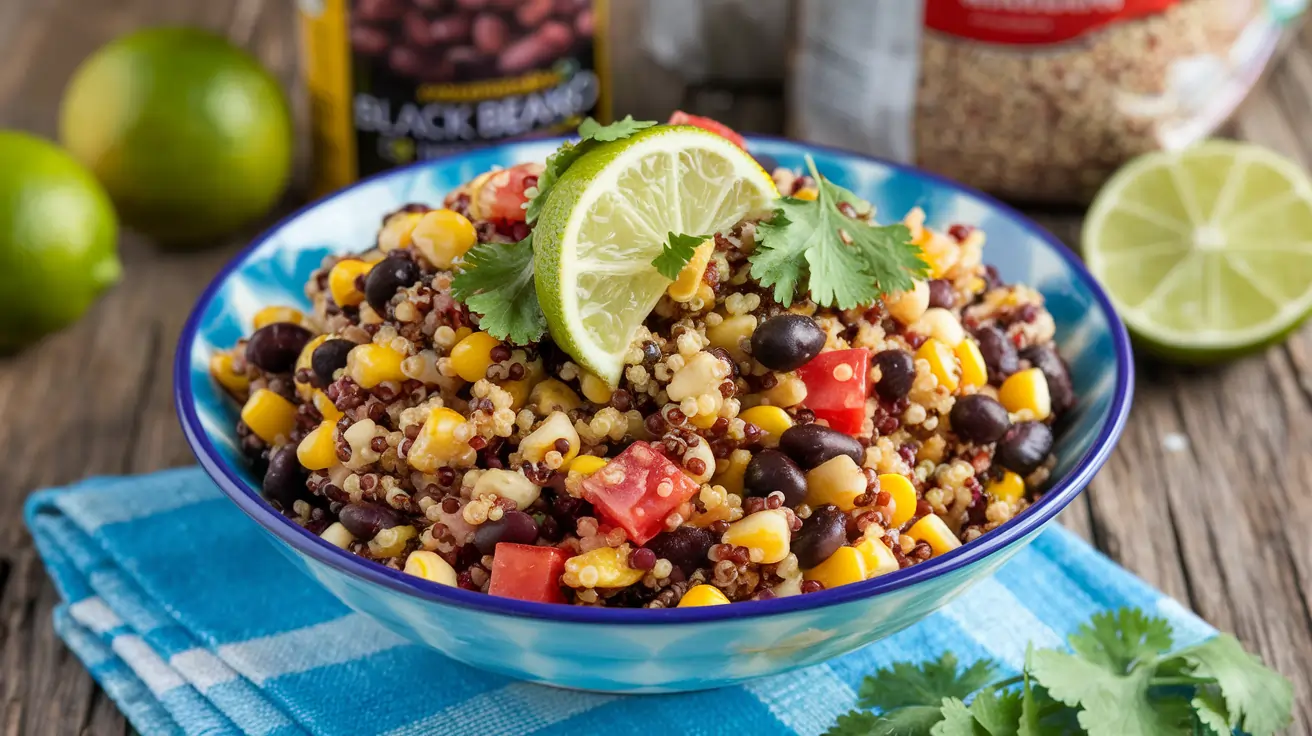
[27, 468, 1215, 736]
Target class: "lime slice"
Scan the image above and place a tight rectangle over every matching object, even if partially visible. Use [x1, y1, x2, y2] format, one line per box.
[1083, 140, 1312, 361]
[534, 126, 778, 382]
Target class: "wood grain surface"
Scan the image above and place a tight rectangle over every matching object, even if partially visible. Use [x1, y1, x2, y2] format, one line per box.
[0, 1, 1308, 734]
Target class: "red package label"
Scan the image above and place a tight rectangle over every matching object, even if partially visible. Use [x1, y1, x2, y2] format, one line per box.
[924, 0, 1180, 45]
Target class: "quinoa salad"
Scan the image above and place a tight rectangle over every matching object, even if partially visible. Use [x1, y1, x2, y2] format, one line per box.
[210, 115, 1075, 608]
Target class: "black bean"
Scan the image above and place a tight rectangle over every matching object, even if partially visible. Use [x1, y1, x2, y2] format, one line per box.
[996, 421, 1054, 476]
[311, 339, 356, 386]
[949, 394, 1011, 444]
[473, 510, 539, 554]
[645, 526, 717, 574]
[751, 314, 826, 372]
[973, 325, 1018, 385]
[792, 505, 847, 569]
[779, 423, 864, 469]
[338, 502, 403, 540]
[262, 446, 307, 510]
[742, 449, 807, 506]
[873, 349, 916, 401]
[641, 341, 662, 366]
[364, 254, 422, 313]
[927, 279, 955, 309]
[246, 322, 313, 374]
[1020, 345, 1075, 415]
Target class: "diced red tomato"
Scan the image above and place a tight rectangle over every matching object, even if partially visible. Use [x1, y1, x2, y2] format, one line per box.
[797, 349, 871, 435]
[580, 441, 701, 545]
[470, 162, 543, 223]
[487, 543, 568, 604]
[667, 111, 747, 149]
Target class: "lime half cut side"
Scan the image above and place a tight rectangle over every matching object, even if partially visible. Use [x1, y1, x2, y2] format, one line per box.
[1083, 140, 1312, 361]
[534, 126, 778, 383]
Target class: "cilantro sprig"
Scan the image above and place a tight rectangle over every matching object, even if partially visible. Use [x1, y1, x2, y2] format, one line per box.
[825, 608, 1292, 736]
[452, 116, 656, 342]
[751, 156, 928, 310]
[652, 232, 708, 280]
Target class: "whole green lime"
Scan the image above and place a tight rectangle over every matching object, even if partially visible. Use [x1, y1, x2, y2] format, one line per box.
[0, 131, 120, 352]
[59, 27, 292, 245]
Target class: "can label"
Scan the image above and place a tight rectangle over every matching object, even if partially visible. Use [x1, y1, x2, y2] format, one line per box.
[299, 0, 608, 196]
[924, 0, 1178, 45]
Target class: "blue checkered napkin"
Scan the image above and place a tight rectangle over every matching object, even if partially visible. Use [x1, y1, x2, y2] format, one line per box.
[26, 468, 1217, 736]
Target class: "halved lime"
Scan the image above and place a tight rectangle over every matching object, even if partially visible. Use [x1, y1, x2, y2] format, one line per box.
[534, 126, 778, 382]
[1083, 140, 1312, 361]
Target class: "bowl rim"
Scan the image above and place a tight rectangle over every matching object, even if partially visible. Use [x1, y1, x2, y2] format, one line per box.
[175, 134, 1134, 625]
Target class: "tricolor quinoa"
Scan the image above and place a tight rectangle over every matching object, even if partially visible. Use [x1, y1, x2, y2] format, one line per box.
[212, 157, 1074, 608]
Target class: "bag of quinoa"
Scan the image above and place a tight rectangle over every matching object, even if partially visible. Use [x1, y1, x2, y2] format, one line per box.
[785, 0, 1306, 203]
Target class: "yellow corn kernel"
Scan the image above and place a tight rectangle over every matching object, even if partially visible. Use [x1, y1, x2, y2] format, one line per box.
[739, 405, 793, 447]
[905, 514, 962, 557]
[412, 209, 477, 269]
[711, 449, 751, 496]
[917, 233, 960, 279]
[328, 259, 373, 307]
[368, 524, 417, 557]
[564, 546, 645, 588]
[240, 389, 297, 444]
[209, 353, 250, 397]
[520, 411, 580, 466]
[678, 584, 731, 608]
[761, 374, 808, 407]
[473, 468, 541, 510]
[803, 546, 868, 589]
[311, 390, 343, 423]
[294, 334, 329, 400]
[884, 280, 930, 325]
[667, 239, 715, 302]
[320, 522, 354, 549]
[252, 306, 305, 330]
[804, 455, 867, 511]
[529, 378, 583, 415]
[407, 407, 475, 472]
[880, 473, 918, 529]
[987, 470, 1026, 505]
[580, 371, 613, 404]
[567, 455, 608, 476]
[297, 421, 338, 470]
[722, 509, 791, 564]
[916, 308, 965, 347]
[998, 368, 1051, 420]
[691, 410, 719, 430]
[450, 331, 500, 383]
[706, 313, 757, 363]
[463, 170, 498, 220]
[793, 188, 818, 201]
[855, 537, 899, 578]
[403, 550, 458, 585]
[346, 343, 407, 388]
[378, 211, 425, 252]
[955, 339, 988, 390]
[915, 338, 960, 393]
[967, 276, 987, 295]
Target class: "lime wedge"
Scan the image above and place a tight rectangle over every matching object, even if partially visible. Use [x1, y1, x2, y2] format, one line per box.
[1083, 140, 1312, 361]
[534, 126, 778, 382]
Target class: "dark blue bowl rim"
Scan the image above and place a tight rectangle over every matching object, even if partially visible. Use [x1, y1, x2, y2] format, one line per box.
[175, 134, 1135, 625]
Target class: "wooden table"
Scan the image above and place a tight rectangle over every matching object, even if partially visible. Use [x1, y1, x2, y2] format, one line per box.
[1, 1, 1309, 733]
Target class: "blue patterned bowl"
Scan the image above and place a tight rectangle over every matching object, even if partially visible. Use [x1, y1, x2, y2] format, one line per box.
[175, 137, 1133, 693]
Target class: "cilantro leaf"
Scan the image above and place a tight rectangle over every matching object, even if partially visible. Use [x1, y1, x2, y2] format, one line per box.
[969, 688, 1023, 736]
[858, 653, 1001, 711]
[1190, 687, 1230, 735]
[1030, 650, 1191, 736]
[824, 710, 882, 736]
[1018, 647, 1043, 736]
[750, 156, 927, 309]
[1069, 608, 1174, 675]
[652, 232, 707, 280]
[1177, 634, 1293, 736]
[930, 698, 981, 736]
[449, 237, 546, 344]
[836, 706, 947, 736]
[525, 116, 656, 223]
[578, 114, 656, 142]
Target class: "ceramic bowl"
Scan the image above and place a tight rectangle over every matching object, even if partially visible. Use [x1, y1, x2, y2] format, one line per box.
[175, 136, 1134, 693]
